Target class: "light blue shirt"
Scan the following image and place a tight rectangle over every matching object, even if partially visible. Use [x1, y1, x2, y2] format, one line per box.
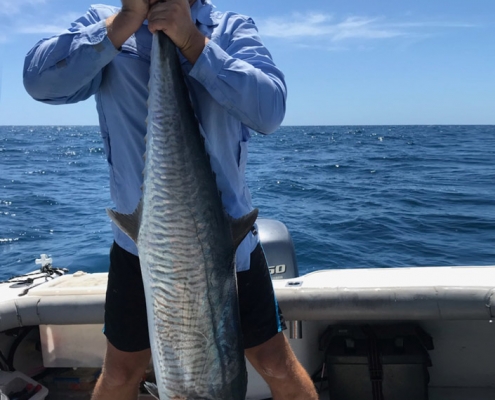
[23, 1, 287, 271]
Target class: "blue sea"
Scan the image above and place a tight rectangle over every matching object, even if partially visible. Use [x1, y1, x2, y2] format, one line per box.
[0, 125, 494, 280]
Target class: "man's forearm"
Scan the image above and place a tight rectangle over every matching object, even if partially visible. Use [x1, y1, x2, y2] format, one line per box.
[106, 11, 144, 49]
[24, 11, 120, 104]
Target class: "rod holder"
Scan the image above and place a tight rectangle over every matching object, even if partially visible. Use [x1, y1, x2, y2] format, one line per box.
[289, 320, 303, 339]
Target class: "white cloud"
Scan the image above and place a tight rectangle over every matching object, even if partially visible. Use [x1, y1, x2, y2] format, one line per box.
[388, 21, 477, 29]
[258, 14, 401, 41]
[17, 24, 67, 35]
[296, 43, 348, 52]
[16, 12, 80, 35]
[0, 0, 46, 15]
[257, 12, 475, 43]
[0, 9, 80, 41]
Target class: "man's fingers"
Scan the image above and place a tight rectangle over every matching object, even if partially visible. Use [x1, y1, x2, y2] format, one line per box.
[147, 1, 168, 18]
[147, 2, 180, 28]
[148, 17, 169, 34]
[146, 0, 194, 47]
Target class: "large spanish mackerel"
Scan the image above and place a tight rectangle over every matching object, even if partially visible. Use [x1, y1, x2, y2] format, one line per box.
[107, 31, 257, 399]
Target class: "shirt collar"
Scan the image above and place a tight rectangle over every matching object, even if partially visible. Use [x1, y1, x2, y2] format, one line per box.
[143, 1, 217, 27]
[190, 0, 218, 27]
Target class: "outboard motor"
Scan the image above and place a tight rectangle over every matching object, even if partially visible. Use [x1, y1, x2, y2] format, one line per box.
[256, 218, 299, 280]
[257, 218, 303, 339]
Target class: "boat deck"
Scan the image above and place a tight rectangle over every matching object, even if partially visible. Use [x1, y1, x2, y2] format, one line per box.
[316, 387, 495, 400]
[1, 267, 494, 399]
[25, 380, 495, 399]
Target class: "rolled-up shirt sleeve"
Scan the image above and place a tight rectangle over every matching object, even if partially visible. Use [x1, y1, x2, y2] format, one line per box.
[23, 6, 120, 105]
[189, 16, 287, 134]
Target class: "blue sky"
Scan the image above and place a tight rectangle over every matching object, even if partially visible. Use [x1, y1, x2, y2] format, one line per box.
[0, 0, 493, 125]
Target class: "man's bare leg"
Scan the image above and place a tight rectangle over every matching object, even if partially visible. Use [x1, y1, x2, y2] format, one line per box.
[93, 333, 317, 400]
[245, 332, 318, 400]
[91, 341, 151, 400]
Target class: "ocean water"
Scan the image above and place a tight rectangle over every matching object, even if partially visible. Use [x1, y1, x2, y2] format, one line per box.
[0, 125, 494, 280]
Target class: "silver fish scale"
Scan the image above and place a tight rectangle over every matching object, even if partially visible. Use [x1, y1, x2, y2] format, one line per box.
[137, 32, 247, 399]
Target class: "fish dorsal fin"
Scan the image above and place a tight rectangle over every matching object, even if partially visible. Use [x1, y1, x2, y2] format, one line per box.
[231, 208, 259, 250]
[106, 199, 143, 243]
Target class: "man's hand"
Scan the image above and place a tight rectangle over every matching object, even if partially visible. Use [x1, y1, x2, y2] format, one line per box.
[148, 0, 208, 64]
[121, 0, 157, 25]
[107, 0, 160, 49]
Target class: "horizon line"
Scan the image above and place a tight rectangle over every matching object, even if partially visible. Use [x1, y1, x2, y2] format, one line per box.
[1, 123, 494, 127]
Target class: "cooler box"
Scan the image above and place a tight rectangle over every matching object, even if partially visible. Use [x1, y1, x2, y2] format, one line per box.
[322, 324, 433, 400]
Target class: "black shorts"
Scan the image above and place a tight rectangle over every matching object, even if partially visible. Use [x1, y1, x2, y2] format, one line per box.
[104, 242, 286, 352]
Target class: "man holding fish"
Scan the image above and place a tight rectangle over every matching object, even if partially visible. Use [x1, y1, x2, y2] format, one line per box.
[23, 0, 318, 399]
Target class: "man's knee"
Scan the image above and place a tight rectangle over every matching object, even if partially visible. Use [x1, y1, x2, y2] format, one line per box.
[246, 332, 295, 380]
[100, 341, 151, 388]
[100, 364, 143, 389]
[257, 352, 291, 380]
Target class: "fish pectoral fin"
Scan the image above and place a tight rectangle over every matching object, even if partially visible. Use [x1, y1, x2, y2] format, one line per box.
[231, 208, 259, 250]
[143, 382, 159, 400]
[106, 199, 143, 243]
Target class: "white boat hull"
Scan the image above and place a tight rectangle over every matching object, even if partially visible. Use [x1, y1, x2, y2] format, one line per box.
[1, 265, 495, 398]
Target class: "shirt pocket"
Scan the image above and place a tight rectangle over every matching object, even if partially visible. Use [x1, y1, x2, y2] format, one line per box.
[239, 126, 251, 171]
[100, 130, 112, 166]
[96, 94, 113, 166]
[120, 27, 152, 62]
[239, 139, 248, 176]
